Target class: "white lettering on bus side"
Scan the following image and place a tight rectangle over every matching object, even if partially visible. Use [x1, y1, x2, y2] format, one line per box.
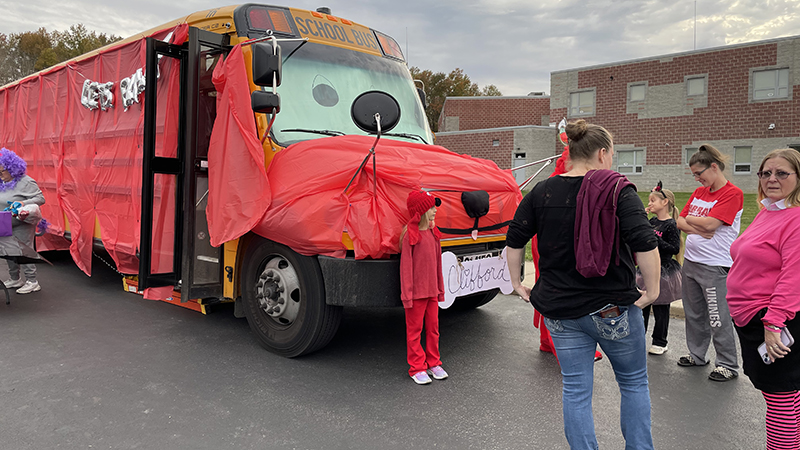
[81, 68, 147, 112]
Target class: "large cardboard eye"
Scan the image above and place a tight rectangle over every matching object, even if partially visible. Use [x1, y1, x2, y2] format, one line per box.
[312, 75, 338, 107]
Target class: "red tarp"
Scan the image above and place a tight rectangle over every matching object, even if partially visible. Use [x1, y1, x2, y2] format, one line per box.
[0, 24, 188, 276]
[247, 135, 522, 259]
[207, 44, 270, 247]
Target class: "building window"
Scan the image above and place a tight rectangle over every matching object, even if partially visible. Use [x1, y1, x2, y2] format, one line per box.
[685, 147, 698, 166]
[687, 77, 705, 96]
[617, 149, 644, 174]
[492, 139, 500, 147]
[569, 90, 595, 117]
[753, 68, 789, 100]
[734, 146, 752, 173]
[629, 83, 646, 102]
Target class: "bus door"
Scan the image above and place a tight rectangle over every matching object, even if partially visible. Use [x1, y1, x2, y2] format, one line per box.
[139, 27, 230, 302]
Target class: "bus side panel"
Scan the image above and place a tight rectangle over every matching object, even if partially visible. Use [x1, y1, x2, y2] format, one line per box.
[0, 26, 185, 275]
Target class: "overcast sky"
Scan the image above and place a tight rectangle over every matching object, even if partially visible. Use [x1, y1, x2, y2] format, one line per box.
[2, 0, 799, 95]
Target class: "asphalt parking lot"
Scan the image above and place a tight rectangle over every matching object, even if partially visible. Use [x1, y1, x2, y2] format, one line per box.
[0, 252, 765, 449]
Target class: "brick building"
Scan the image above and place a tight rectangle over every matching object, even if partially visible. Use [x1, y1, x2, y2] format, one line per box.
[434, 95, 556, 186]
[551, 34, 800, 193]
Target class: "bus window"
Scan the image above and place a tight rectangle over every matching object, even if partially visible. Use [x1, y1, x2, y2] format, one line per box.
[268, 42, 431, 146]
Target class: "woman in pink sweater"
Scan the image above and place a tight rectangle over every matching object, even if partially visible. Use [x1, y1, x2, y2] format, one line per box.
[728, 148, 800, 450]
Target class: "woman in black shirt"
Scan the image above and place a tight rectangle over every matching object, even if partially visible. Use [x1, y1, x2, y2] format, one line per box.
[506, 120, 660, 450]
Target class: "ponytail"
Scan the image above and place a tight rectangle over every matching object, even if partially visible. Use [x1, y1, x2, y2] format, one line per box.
[689, 144, 729, 171]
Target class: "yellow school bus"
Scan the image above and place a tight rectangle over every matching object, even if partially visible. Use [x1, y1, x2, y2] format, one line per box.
[0, 4, 518, 357]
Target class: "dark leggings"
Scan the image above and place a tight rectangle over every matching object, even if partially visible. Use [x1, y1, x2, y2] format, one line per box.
[642, 304, 670, 347]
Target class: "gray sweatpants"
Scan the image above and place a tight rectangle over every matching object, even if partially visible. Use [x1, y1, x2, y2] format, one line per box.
[681, 259, 739, 372]
[7, 222, 37, 282]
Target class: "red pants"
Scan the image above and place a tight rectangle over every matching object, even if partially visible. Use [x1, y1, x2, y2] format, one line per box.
[405, 297, 442, 376]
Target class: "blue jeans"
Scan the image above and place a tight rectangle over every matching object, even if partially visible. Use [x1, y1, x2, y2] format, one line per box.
[544, 305, 653, 450]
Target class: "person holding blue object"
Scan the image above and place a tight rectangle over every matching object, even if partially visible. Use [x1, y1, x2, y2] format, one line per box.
[0, 148, 45, 294]
[506, 120, 661, 450]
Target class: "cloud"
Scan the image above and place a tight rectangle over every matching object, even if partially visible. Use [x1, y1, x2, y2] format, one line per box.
[1, 0, 798, 95]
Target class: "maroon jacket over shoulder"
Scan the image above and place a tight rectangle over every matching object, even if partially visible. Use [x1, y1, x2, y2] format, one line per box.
[574, 169, 636, 278]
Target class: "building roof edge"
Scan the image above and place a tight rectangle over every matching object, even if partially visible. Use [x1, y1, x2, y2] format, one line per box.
[551, 33, 800, 75]
[436, 125, 554, 136]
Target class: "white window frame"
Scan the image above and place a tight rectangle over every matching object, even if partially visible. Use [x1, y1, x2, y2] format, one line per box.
[685, 147, 698, 166]
[492, 139, 500, 147]
[569, 89, 595, 117]
[617, 149, 644, 175]
[751, 68, 790, 101]
[733, 146, 752, 174]
[628, 83, 646, 102]
[686, 76, 706, 97]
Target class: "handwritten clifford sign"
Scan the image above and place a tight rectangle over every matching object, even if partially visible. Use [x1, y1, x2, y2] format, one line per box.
[440, 249, 514, 309]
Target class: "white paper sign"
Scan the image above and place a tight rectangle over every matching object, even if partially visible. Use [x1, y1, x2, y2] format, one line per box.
[440, 248, 514, 309]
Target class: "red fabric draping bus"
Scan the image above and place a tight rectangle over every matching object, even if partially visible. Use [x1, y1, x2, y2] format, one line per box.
[243, 135, 522, 260]
[0, 24, 188, 276]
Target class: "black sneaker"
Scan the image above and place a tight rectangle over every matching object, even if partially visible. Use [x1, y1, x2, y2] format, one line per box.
[708, 366, 738, 382]
[677, 355, 706, 367]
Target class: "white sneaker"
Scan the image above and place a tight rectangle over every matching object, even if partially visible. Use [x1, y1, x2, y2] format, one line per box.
[3, 278, 24, 289]
[410, 371, 432, 385]
[427, 365, 449, 380]
[16, 280, 41, 294]
[648, 345, 668, 355]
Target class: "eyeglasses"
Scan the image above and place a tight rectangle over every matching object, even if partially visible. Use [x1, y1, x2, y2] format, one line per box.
[757, 170, 796, 180]
[692, 166, 710, 178]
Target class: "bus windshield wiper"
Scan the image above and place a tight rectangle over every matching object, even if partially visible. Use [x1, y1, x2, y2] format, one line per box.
[280, 128, 345, 136]
[382, 132, 428, 144]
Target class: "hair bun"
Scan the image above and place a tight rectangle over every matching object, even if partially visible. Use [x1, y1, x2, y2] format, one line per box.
[565, 119, 588, 141]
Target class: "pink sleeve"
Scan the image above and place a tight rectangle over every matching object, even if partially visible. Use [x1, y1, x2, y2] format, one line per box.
[400, 233, 414, 303]
[707, 187, 743, 226]
[763, 223, 800, 327]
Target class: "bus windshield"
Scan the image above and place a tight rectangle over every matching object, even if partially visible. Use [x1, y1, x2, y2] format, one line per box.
[268, 41, 432, 146]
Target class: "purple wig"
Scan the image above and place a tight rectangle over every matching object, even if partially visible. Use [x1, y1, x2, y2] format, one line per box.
[0, 148, 27, 191]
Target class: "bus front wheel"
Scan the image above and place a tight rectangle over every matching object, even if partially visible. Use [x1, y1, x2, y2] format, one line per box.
[241, 237, 342, 357]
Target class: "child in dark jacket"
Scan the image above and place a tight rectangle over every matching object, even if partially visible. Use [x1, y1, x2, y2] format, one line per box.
[400, 190, 448, 385]
[637, 182, 683, 355]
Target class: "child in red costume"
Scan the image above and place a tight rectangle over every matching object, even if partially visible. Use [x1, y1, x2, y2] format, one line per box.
[400, 190, 449, 385]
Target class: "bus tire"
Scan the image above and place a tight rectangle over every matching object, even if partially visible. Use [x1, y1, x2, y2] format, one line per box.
[450, 288, 500, 311]
[241, 237, 342, 357]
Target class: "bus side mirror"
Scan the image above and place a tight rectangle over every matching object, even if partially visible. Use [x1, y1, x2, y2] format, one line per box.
[416, 87, 427, 110]
[351, 91, 400, 133]
[252, 42, 282, 87]
[252, 90, 281, 114]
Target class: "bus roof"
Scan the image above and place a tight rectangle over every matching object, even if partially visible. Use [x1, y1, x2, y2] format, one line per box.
[0, 3, 401, 90]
